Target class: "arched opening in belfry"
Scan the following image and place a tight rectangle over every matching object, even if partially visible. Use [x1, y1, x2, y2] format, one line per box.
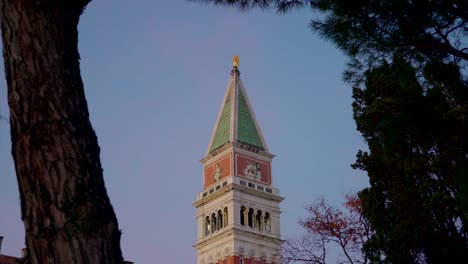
[264, 212, 271, 232]
[217, 210, 223, 229]
[223, 207, 228, 226]
[240, 206, 246, 225]
[248, 208, 254, 228]
[211, 213, 217, 232]
[205, 216, 211, 235]
[256, 210, 263, 230]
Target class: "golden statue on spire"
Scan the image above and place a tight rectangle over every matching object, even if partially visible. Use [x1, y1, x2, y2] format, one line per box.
[233, 56, 240, 67]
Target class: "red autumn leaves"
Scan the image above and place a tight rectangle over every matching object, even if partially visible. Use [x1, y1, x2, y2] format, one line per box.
[283, 194, 374, 264]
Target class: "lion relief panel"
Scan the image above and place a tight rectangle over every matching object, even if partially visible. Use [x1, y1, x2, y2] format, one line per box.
[204, 154, 232, 188]
[235, 154, 271, 185]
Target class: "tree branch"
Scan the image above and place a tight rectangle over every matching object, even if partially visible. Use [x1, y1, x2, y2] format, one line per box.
[400, 39, 468, 60]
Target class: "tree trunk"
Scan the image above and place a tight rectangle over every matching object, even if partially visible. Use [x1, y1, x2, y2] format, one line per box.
[0, 1, 124, 263]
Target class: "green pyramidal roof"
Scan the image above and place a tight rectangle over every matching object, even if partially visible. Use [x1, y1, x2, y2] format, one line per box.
[207, 67, 268, 154]
[209, 85, 232, 151]
[237, 84, 263, 147]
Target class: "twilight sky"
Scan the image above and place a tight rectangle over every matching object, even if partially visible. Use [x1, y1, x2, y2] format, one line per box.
[0, 1, 369, 263]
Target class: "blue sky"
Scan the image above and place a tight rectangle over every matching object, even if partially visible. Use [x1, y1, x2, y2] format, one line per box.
[0, 1, 368, 263]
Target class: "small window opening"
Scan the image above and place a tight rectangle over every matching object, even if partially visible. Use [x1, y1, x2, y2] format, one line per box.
[224, 207, 228, 226]
[217, 210, 223, 229]
[240, 206, 246, 226]
[265, 212, 271, 232]
[211, 213, 217, 233]
[205, 216, 211, 236]
[256, 210, 263, 230]
[248, 208, 254, 228]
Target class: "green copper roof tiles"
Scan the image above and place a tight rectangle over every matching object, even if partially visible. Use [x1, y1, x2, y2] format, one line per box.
[210, 85, 232, 151]
[208, 71, 268, 154]
[236, 84, 264, 148]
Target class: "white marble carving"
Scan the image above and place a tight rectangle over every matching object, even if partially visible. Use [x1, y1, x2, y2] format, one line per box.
[243, 161, 262, 181]
[212, 164, 222, 182]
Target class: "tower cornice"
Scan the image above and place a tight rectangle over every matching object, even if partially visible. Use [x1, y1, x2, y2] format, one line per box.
[200, 143, 275, 165]
[193, 181, 284, 208]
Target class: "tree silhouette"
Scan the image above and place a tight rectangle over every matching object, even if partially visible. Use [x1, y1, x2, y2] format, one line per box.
[353, 59, 468, 263]
[0, 1, 123, 263]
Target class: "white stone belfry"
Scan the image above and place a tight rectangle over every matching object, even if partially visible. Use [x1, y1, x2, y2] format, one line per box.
[194, 58, 284, 264]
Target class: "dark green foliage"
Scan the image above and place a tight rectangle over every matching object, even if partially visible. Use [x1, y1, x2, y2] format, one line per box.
[191, 0, 314, 12]
[192, 0, 273, 10]
[353, 59, 468, 263]
[309, 0, 468, 83]
[308, 1, 468, 262]
[310, 1, 467, 58]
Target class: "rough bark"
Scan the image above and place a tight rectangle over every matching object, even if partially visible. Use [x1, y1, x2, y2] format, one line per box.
[0, 1, 124, 263]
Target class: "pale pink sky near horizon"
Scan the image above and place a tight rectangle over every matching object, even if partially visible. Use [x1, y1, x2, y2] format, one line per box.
[0, 1, 369, 263]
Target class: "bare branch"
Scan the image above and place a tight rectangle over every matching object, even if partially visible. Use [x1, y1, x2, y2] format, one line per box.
[283, 236, 327, 264]
[441, 19, 467, 39]
[284, 195, 373, 263]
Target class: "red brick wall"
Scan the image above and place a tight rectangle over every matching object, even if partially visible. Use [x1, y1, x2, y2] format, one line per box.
[204, 154, 232, 188]
[213, 256, 271, 264]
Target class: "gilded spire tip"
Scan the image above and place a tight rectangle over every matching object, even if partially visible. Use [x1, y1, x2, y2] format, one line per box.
[233, 56, 240, 68]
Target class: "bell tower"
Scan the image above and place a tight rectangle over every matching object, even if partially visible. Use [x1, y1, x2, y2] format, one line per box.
[194, 57, 283, 264]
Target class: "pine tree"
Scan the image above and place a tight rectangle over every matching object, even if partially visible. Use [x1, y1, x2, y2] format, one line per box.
[353, 59, 468, 263]
[0, 1, 123, 263]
